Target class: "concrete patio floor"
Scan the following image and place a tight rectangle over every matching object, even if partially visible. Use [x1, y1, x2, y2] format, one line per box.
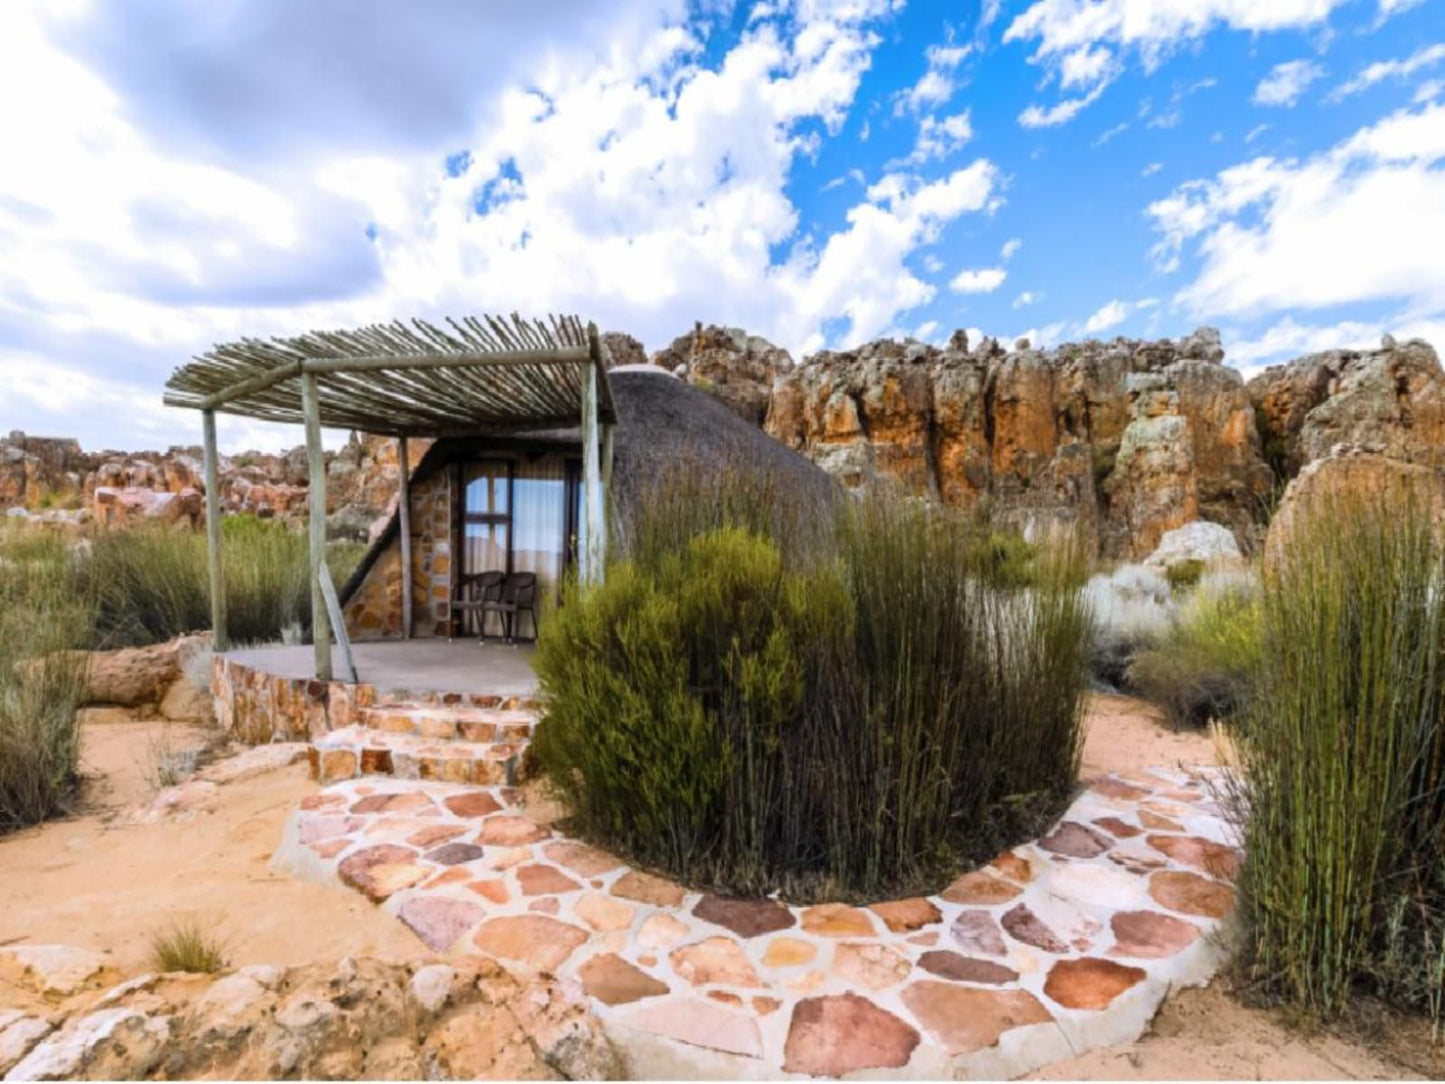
[222, 639, 539, 697]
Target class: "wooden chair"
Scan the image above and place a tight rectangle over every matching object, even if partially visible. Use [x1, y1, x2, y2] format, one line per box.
[450, 570, 504, 641]
[482, 572, 539, 643]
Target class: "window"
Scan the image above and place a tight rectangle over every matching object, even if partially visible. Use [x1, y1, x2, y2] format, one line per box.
[462, 456, 580, 593]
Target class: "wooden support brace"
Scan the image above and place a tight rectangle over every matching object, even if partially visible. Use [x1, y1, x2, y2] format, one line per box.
[301, 372, 333, 681]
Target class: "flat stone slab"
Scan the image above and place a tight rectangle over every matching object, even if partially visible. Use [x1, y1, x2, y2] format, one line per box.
[276, 766, 1238, 1079]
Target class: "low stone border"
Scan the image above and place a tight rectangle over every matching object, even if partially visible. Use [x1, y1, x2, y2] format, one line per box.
[276, 768, 1238, 1079]
[210, 655, 538, 743]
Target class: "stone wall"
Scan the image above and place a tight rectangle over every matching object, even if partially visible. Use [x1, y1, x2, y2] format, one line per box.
[341, 467, 453, 639]
[211, 653, 538, 743]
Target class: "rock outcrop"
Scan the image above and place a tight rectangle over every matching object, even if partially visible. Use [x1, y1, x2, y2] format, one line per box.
[0, 954, 620, 1080]
[1247, 337, 1445, 476]
[1, 431, 414, 540]
[765, 328, 1273, 558]
[651, 323, 796, 427]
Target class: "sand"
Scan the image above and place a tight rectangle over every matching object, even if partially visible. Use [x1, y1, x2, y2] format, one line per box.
[0, 720, 422, 975]
[1, 697, 1435, 1080]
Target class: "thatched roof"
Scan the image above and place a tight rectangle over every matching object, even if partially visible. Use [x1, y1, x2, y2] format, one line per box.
[338, 369, 838, 605]
[163, 313, 618, 435]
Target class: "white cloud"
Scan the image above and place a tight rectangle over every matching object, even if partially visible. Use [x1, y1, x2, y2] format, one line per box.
[1254, 59, 1326, 107]
[1082, 298, 1128, 334]
[1142, 162, 1163, 176]
[1330, 43, 1445, 101]
[1000, 237, 1022, 260]
[1093, 121, 1129, 146]
[902, 110, 974, 164]
[1006, 0, 1347, 125]
[1019, 84, 1106, 127]
[1012, 290, 1040, 309]
[950, 267, 1008, 293]
[0, 0, 1014, 448]
[1245, 123, 1271, 143]
[897, 39, 972, 114]
[1148, 101, 1445, 326]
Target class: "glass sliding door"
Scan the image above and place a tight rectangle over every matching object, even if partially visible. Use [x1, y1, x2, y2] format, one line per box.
[462, 456, 580, 597]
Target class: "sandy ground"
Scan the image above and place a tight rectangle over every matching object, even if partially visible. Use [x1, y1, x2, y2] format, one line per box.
[2, 696, 1438, 1080]
[0, 720, 422, 975]
[1080, 691, 1219, 778]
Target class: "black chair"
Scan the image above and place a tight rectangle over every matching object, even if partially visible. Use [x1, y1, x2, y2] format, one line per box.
[450, 570, 504, 641]
[482, 572, 538, 643]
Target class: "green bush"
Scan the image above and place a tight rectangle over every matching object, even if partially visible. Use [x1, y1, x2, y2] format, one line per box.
[1163, 558, 1205, 590]
[1228, 490, 1445, 1024]
[0, 529, 91, 831]
[535, 484, 1090, 900]
[1129, 571, 1260, 729]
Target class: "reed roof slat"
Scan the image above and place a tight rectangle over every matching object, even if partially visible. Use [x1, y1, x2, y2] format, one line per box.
[163, 312, 614, 434]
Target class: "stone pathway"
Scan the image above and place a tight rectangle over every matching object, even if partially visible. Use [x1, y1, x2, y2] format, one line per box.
[275, 766, 1239, 1079]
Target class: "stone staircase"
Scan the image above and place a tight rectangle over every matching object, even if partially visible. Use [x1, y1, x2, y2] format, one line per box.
[308, 701, 540, 787]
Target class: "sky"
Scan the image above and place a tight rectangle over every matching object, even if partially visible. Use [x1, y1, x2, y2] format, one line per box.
[1, 0, 1442, 452]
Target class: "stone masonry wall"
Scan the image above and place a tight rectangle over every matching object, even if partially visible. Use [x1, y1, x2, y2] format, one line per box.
[342, 468, 453, 640]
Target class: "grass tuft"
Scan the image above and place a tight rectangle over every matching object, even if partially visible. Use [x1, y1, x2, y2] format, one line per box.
[150, 920, 228, 974]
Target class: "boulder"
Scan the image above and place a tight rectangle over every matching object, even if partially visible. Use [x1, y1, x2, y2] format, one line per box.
[80, 641, 182, 708]
[1143, 521, 1244, 578]
[1264, 446, 1445, 567]
[0, 955, 620, 1081]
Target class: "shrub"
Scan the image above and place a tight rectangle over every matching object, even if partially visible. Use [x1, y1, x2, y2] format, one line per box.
[1129, 569, 1261, 729]
[0, 529, 91, 831]
[1228, 489, 1445, 1024]
[1084, 563, 1174, 687]
[82, 517, 364, 647]
[535, 487, 1090, 900]
[150, 920, 227, 973]
[1164, 558, 1205, 590]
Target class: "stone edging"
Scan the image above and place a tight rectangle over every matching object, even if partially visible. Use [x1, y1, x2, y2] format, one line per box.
[275, 768, 1239, 1079]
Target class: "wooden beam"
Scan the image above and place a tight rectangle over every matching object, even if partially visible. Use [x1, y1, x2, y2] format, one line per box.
[196, 360, 302, 411]
[398, 436, 414, 640]
[301, 372, 333, 681]
[319, 560, 360, 685]
[600, 422, 614, 573]
[302, 347, 589, 374]
[582, 325, 605, 584]
[201, 410, 228, 652]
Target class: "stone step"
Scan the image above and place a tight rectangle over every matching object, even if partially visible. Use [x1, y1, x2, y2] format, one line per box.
[356, 703, 538, 743]
[309, 726, 532, 787]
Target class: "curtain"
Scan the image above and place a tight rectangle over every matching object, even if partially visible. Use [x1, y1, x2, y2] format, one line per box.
[513, 458, 567, 591]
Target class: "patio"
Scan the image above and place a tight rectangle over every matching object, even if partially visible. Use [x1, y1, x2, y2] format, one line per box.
[223, 640, 539, 698]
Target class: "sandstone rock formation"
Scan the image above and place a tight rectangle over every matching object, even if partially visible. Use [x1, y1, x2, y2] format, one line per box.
[765, 328, 1273, 558]
[651, 323, 796, 427]
[1248, 337, 1445, 476]
[1, 430, 413, 540]
[0, 955, 619, 1080]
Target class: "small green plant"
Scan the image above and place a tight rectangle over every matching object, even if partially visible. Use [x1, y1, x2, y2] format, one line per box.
[0, 529, 92, 831]
[1129, 570, 1260, 729]
[150, 920, 228, 973]
[1163, 558, 1205, 590]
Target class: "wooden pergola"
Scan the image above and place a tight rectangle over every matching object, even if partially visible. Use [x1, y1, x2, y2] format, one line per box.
[164, 313, 617, 681]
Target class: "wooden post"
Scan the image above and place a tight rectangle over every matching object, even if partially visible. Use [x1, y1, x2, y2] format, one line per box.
[582, 324, 605, 583]
[201, 410, 228, 652]
[398, 435, 413, 640]
[301, 372, 332, 681]
[599, 423, 613, 572]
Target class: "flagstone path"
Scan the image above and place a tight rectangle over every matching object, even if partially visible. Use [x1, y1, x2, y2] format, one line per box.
[275, 764, 1239, 1079]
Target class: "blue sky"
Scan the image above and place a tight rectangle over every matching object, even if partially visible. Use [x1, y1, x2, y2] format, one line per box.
[0, 0, 1441, 451]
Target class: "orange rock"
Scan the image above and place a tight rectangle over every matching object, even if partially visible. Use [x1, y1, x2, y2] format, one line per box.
[1043, 957, 1146, 1010]
[869, 897, 942, 933]
[940, 871, 1022, 906]
[611, 870, 685, 907]
[800, 903, 876, 938]
[762, 937, 817, 969]
[901, 981, 1051, 1055]
[834, 942, 911, 991]
[578, 953, 668, 1006]
[574, 893, 636, 932]
[1148, 871, 1235, 919]
[473, 916, 588, 972]
[670, 937, 762, 988]
[783, 993, 921, 1076]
